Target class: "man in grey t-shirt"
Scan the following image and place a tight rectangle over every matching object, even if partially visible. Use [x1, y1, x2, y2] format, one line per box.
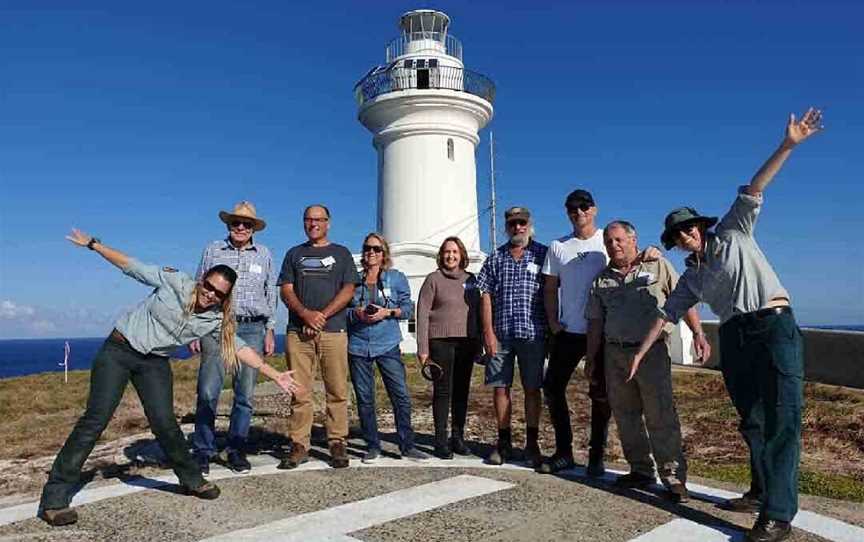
[277, 204, 359, 470]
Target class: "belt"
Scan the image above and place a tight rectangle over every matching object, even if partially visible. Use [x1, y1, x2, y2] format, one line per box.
[606, 338, 642, 348]
[109, 329, 130, 346]
[236, 315, 267, 323]
[727, 306, 792, 325]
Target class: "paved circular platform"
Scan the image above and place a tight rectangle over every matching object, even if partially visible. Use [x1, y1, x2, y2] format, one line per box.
[0, 452, 861, 542]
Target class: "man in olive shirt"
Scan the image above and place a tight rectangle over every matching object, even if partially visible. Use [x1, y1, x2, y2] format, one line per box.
[586, 221, 708, 503]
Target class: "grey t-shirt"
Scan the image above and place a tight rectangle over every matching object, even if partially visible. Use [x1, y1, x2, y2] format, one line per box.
[277, 242, 360, 332]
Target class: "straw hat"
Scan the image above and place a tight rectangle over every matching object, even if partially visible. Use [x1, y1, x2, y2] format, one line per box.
[219, 201, 267, 232]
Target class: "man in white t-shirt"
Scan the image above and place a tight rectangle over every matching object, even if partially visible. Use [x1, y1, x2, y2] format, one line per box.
[539, 189, 612, 475]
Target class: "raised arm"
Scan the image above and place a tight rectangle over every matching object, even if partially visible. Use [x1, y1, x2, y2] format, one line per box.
[66, 229, 130, 269]
[747, 107, 823, 196]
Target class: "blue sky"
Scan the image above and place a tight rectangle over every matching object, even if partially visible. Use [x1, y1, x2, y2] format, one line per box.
[1, 1, 862, 338]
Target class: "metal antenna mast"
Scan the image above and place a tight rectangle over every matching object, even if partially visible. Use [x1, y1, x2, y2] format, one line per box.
[489, 131, 497, 251]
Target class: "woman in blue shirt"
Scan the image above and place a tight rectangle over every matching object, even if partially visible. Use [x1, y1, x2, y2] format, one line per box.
[38, 229, 299, 527]
[347, 233, 428, 463]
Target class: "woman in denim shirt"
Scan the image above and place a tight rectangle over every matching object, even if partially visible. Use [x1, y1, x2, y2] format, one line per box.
[347, 233, 429, 463]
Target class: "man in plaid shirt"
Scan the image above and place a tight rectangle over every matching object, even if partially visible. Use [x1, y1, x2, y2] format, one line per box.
[477, 206, 547, 467]
[190, 201, 278, 475]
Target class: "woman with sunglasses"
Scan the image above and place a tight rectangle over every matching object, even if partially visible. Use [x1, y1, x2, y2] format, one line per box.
[347, 233, 429, 463]
[627, 108, 822, 542]
[416, 236, 481, 459]
[38, 229, 299, 527]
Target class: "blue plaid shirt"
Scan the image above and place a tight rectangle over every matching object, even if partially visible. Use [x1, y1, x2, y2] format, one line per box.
[476, 240, 548, 340]
[196, 238, 278, 330]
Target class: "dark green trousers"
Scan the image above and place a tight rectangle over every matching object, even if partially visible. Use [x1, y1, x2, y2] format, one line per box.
[40, 337, 204, 511]
[719, 310, 804, 523]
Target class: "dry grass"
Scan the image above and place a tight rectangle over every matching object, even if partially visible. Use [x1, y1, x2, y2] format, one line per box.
[1, 356, 862, 501]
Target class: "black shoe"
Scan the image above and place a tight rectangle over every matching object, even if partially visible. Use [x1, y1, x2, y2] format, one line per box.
[536, 453, 575, 474]
[183, 481, 221, 500]
[227, 450, 251, 473]
[723, 494, 763, 513]
[433, 443, 453, 459]
[746, 517, 792, 542]
[38, 507, 78, 527]
[450, 436, 471, 456]
[524, 443, 543, 469]
[586, 448, 605, 477]
[613, 472, 655, 489]
[668, 482, 690, 504]
[486, 440, 512, 466]
[196, 454, 210, 477]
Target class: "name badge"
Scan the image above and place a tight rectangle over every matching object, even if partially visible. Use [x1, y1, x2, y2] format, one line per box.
[249, 263, 263, 274]
[382, 287, 392, 298]
[637, 271, 655, 282]
[526, 262, 540, 274]
[321, 256, 336, 267]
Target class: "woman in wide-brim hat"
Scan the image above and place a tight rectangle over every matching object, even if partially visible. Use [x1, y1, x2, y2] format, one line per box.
[629, 107, 822, 542]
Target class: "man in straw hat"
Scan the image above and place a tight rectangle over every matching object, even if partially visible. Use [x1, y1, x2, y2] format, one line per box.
[190, 201, 278, 475]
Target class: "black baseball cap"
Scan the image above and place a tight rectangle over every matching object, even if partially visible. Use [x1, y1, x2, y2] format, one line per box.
[565, 189, 595, 208]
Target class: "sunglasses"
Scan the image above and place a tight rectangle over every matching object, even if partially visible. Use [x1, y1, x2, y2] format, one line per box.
[201, 280, 230, 301]
[507, 219, 528, 227]
[566, 202, 593, 213]
[304, 217, 329, 224]
[674, 223, 700, 237]
[363, 244, 384, 254]
[230, 220, 255, 230]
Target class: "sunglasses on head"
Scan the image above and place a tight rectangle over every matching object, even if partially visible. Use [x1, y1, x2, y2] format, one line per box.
[566, 202, 592, 213]
[230, 220, 255, 230]
[363, 244, 384, 254]
[201, 280, 229, 301]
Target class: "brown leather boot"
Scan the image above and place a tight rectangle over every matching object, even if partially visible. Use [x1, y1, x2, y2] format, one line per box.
[277, 443, 308, 470]
[38, 507, 78, 526]
[329, 440, 349, 468]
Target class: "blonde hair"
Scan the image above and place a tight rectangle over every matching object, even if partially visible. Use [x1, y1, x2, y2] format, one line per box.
[361, 232, 392, 270]
[187, 265, 239, 371]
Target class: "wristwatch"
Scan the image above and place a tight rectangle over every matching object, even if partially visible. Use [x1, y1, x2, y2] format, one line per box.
[389, 309, 396, 318]
[87, 237, 101, 250]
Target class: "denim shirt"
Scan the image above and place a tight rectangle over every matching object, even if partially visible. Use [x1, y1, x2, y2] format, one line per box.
[347, 268, 413, 358]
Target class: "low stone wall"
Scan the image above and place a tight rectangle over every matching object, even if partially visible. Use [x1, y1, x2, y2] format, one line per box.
[674, 322, 864, 390]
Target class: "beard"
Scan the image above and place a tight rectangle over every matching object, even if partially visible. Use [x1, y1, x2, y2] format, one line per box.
[509, 232, 530, 247]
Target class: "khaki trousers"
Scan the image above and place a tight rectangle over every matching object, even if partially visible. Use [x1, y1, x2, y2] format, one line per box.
[286, 330, 349, 448]
[605, 340, 687, 486]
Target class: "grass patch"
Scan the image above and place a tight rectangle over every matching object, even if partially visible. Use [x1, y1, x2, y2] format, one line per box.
[1, 359, 862, 503]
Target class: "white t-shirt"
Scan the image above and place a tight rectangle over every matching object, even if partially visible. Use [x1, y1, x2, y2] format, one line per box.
[541, 229, 608, 333]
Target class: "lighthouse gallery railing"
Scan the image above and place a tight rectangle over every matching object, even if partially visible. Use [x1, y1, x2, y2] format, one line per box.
[354, 65, 496, 107]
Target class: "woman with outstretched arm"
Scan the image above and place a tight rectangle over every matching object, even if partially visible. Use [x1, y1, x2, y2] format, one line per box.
[38, 229, 300, 527]
[627, 108, 822, 542]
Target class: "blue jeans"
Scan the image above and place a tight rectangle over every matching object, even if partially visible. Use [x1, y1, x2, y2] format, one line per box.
[192, 321, 264, 456]
[348, 346, 415, 452]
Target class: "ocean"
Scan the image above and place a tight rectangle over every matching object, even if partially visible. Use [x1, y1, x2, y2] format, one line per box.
[0, 335, 291, 379]
[1, 328, 862, 379]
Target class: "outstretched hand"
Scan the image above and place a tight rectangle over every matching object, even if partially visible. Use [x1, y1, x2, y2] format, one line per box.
[66, 228, 92, 248]
[275, 369, 301, 395]
[784, 107, 823, 147]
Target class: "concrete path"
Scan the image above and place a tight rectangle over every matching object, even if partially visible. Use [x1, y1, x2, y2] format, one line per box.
[0, 450, 861, 542]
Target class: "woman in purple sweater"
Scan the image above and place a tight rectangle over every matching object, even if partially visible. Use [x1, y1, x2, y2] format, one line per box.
[416, 236, 481, 459]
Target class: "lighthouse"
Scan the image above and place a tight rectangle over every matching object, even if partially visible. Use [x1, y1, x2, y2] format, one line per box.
[354, 10, 495, 350]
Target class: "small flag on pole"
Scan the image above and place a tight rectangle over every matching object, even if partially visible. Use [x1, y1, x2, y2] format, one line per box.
[59, 340, 70, 383]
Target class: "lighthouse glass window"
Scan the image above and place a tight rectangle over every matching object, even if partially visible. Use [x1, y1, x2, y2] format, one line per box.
[447, 138, 454, 161]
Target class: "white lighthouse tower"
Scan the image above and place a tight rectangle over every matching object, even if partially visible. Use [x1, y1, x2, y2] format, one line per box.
[355, 10, 495, 350]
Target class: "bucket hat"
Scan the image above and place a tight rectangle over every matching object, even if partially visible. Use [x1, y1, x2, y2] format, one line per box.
[660, 207, 717, 249]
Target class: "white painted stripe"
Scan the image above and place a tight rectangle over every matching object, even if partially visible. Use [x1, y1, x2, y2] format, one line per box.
[200, 474, 515, 542]
[793, 510, 864, 542]
[628, 518, 744, 541]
